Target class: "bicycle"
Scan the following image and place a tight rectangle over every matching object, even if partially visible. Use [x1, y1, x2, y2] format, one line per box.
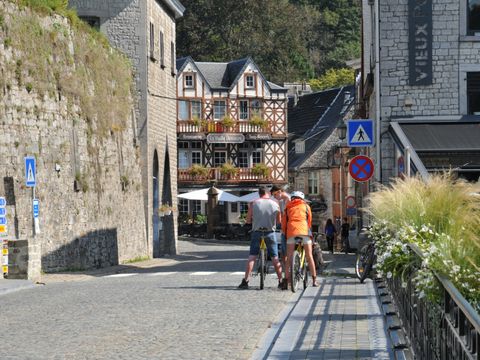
[290, 236, 309, 293]
[355, 240, 375, 283]
[253, 227, 270, 290]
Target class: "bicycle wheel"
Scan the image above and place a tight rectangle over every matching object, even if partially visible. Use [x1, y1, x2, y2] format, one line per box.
[355, 244, 373, 283]
[290, 250, 301, 293]
[302, 255, 309, 290]
[259, 248, 266, 290]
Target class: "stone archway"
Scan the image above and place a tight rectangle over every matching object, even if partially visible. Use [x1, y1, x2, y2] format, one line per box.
[159, 145, 175, 256]
[152, 150, 160, 257]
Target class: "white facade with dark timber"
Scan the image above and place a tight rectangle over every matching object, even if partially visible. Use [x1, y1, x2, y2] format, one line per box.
[176, 57, 288, 223]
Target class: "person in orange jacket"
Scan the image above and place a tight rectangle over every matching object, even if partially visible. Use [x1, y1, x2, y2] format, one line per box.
[282, 191, 319, 288]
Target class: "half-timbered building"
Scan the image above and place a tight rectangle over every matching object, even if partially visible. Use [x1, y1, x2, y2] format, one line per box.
[176, 57, 288, 223]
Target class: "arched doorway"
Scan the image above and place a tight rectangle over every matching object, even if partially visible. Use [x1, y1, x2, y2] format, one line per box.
[152, 150, 160, 257]
[160, 146, 175, 255]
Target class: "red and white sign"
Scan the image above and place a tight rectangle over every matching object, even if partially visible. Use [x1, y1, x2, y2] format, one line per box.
[345, 196, 356, 208]
[349, 155, 374, 182]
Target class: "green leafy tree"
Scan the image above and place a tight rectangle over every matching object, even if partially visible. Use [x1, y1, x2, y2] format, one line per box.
[176, 0, 360, 83]
[308, 68, 355, 91]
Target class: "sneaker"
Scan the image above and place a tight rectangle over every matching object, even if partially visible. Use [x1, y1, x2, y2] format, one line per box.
[312, 277, 319, 287]
[238, 279, 249, 289]
[278, 279, 288, 290]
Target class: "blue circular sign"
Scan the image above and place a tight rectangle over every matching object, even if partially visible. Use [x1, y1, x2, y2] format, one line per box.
[349, 155, 374, 182]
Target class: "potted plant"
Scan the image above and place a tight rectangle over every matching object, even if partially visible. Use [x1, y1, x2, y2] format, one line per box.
[159, 203, 172, 216]
[220, 162, 239, 178]
[251, 163, 270, 178]
[221, 115, 235, 130]
[191, 116, 207, 129]
[250, 114, 268, 129]
[187, 164, 209, 179]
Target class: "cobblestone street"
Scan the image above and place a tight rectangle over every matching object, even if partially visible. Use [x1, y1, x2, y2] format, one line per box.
[0, 240, 292, 360]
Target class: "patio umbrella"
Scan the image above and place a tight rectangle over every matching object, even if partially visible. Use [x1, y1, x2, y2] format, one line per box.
[237, 191, 260, 202]
[178, 188, 241, 202]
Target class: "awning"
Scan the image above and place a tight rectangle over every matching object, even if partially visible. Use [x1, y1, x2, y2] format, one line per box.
[178, 188, 240, 202]
[237, 192, 260, 202]
[391, 122, 480, 178]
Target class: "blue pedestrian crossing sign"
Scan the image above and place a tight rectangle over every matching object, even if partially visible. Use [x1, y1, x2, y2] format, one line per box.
[25, 156, 36, 187]
[347, 119, 374, 147]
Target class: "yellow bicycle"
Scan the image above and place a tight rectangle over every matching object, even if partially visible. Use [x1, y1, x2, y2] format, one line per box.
[254, 228, 269, 290]
[290, 236, 308, 293]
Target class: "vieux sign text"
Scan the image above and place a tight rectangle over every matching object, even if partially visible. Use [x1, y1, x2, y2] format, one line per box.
[409, 0, 432, 85]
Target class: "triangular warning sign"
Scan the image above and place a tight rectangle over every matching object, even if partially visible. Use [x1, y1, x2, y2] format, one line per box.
[351, 125, 371, 143]
[27, 164, 35, 183]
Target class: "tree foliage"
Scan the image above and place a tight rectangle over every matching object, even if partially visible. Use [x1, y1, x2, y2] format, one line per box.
[176, 0, 360, 85]
[308, 68, 355, 91]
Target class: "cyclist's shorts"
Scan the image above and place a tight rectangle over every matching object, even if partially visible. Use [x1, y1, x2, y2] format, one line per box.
[250, 231, 278, 257]
[287, 235, 312, 245]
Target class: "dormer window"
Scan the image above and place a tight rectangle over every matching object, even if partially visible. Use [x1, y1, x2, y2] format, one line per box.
[245, 74, 255, 89]
[184, 74, 194, 88]
[295, 140, 305, 154]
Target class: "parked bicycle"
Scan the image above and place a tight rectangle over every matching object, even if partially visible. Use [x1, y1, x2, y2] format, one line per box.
[355, 240, 375, 283]
[290, 236, 309, 293]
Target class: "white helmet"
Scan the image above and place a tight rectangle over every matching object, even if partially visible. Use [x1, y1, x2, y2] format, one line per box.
[290, 191, 305, 200]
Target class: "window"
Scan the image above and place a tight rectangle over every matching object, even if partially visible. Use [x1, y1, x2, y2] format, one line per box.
[246, 75, 255, 88]
[308, 172, 319, 194]
[239, 100, 249, 120]
[238, 142, 263, 167]
[213, 100, 226, 120]
[467, 72, 480, 114]
[295, 140, 305, 154]
[185, 74, 194, 88]
[159, 31, 165, 67]
[468, 0, 480, 35]
[178, 100, 202, 120]
[178, 100, 189, 120]
[179, 199, 188, 214]
[149, 23, 155, 60]
[192, 200, 202, 217]
[238, 152, 248, 168]
[191, 151, 202, 164]
[214, 151, 226, 166]
[231, 202, 238, 213]
[178, 142, 203, 168]
[240, 202, 249, 214]
[171, 41, 176, 75]
[191, 100, 202, 119]
[251, 99, 262, 116]
[252, 151, 261, 164]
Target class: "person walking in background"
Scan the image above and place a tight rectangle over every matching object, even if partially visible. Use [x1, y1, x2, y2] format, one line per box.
[238, 186, 285, 290]
[270, 185, 290, 279]
[341, 217, 350, 253]
[325, 218, 337, 254]
[282, 191, 319, 288]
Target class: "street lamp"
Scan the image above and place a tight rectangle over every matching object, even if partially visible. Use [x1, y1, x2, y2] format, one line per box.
[336, 120, 347, 141]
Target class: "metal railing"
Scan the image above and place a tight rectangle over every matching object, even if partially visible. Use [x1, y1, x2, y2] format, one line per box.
[178, 167, 272, 184]
[386, 244, 480, 360]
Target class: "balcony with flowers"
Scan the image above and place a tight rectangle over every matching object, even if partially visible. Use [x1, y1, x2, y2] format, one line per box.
[178, 163, 274, 184]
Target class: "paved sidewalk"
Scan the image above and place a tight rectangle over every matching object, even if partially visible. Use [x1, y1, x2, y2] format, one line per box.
[254, 252, 394, 360]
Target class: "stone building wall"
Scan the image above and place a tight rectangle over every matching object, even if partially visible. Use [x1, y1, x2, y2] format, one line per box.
[373, 1, 480, 182]
[0, 2, 147, 276]
[68, 0, 181, 257]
